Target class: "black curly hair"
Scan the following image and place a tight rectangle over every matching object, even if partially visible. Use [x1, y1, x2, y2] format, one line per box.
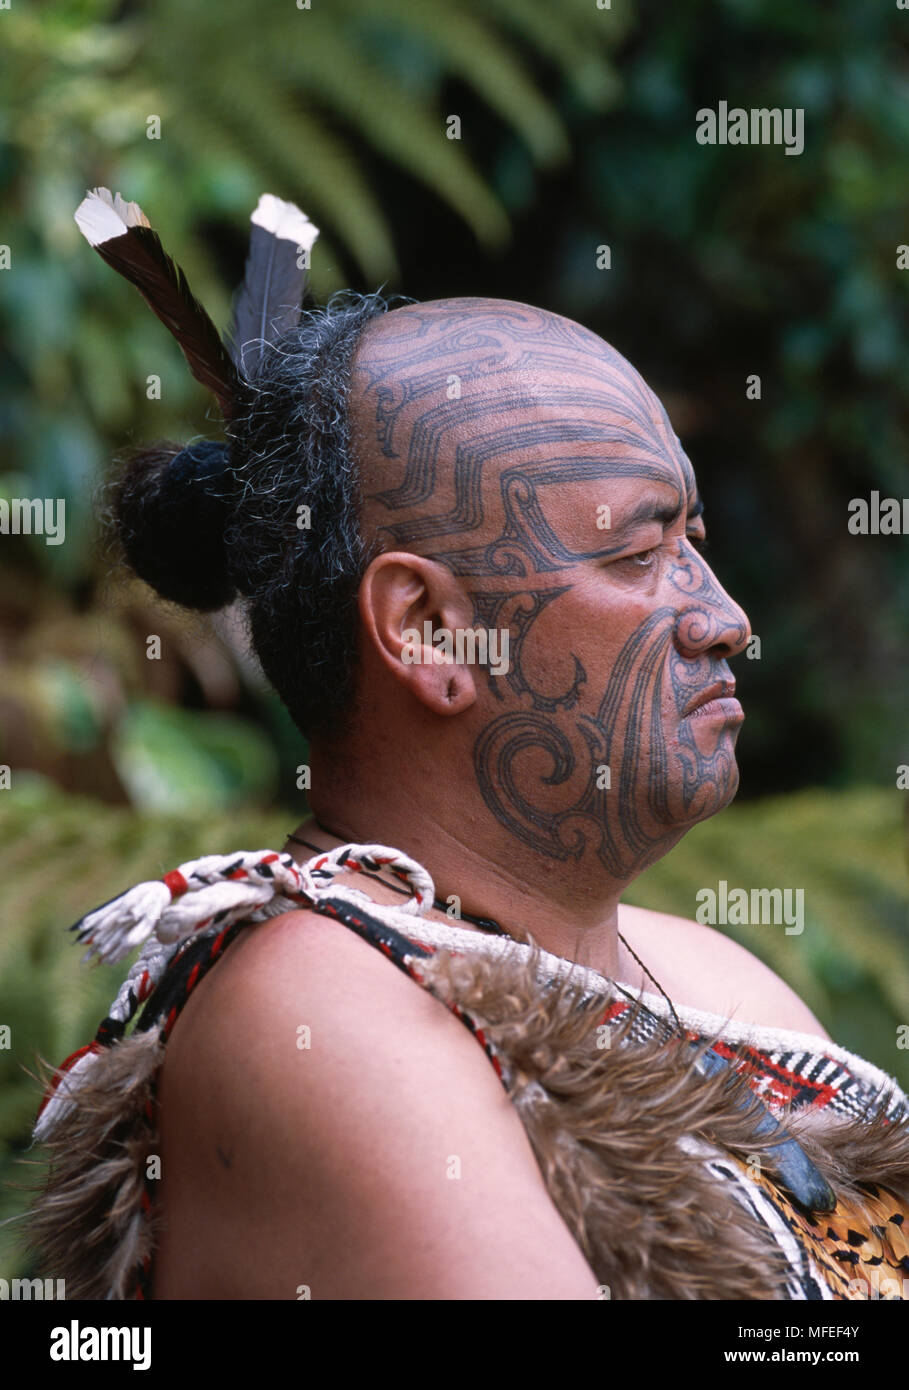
[110, 289, 399, 742]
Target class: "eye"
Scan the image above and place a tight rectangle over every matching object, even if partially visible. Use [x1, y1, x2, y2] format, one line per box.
[618, 546, 659, 570]
[686, 533, 709, 555]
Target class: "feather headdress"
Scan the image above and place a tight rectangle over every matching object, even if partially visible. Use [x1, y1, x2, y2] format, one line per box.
[73, 187, 320, 414]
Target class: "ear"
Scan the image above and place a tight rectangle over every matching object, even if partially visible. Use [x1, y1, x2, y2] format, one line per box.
[358, 552, 479, 716]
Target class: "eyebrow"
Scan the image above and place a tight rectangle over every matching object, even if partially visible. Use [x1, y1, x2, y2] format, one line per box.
[608, 492, 704, 541]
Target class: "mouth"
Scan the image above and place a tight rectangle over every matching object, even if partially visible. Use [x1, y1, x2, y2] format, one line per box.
[683, 681, 744, 723]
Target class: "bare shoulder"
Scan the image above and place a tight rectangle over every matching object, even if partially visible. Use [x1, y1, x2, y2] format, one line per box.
[617, 903, 831, 1040]
[152, 906, 600, 1300]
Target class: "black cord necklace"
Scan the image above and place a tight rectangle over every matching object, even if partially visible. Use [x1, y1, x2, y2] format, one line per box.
[286, 826, 686, 1035]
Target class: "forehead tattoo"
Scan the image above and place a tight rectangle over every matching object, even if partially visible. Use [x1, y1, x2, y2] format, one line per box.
[354, 299, 694, 576]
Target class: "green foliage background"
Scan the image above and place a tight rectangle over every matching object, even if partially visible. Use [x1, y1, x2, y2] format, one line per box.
[1, 0, 908, 1282]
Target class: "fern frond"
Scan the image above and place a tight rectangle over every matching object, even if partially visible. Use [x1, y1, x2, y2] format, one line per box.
[354, 0, 570, 166]
[270, 36, 510, 247]
[481, 0, 618, 105]
[180, 71, 399, 281]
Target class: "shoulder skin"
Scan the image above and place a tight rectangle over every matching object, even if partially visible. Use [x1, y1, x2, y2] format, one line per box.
[151, 907, 603, 1300]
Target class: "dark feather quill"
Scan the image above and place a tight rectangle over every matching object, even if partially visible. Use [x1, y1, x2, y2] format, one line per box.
[74, 188, 239, 418]
[227, 193, 319, 376]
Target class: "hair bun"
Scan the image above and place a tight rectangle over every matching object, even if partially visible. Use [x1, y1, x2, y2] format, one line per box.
[113, 439, 238, 611]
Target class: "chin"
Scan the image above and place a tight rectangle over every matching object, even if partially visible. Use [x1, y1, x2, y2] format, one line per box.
[717, 762, 741, 809]
[658, 757, 741, 830]
[695, 761, 740, 820]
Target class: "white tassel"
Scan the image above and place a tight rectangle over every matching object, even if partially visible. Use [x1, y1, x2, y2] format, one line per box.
[73, 850, 314, 965]
[156, 880, 273, 943]
[73, 881, 172, 965]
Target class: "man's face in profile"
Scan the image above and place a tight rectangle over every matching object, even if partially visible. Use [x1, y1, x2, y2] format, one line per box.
[352, 298, 751, 880]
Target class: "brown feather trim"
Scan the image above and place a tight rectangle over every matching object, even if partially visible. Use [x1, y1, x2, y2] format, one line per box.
[18, 937, 909, 1300]
[20, 1027, 164, 1300]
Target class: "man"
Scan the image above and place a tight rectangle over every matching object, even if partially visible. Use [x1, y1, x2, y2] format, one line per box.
[147, 298, 835, 1299]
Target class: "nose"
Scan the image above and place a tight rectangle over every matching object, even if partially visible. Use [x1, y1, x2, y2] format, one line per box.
[672, 547, 752, 661]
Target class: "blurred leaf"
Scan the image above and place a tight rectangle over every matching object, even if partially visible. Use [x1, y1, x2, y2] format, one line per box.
[111, 699, 278, 812]
[32, 660, 106, 753]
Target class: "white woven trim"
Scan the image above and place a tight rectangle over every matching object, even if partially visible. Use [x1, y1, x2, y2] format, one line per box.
[334, 888, 611, 990]
[338, 891, 909, 1111]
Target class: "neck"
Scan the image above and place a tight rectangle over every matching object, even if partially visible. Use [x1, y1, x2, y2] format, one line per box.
[299, 767, 654, 979]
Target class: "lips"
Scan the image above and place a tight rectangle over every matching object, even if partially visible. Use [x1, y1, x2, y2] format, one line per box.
[683, 680, 742, 720]
[686, 696, 744, 723]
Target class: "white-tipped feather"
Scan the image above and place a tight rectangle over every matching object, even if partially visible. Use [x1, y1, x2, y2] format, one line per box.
[71, 185, 239, 415]
[228, 193, 319, 373]
[250, 193, 319, 252]
[74, 188, 150, 246]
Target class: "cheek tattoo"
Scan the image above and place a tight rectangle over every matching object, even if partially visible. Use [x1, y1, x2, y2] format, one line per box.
[358, 304, 747, 876]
